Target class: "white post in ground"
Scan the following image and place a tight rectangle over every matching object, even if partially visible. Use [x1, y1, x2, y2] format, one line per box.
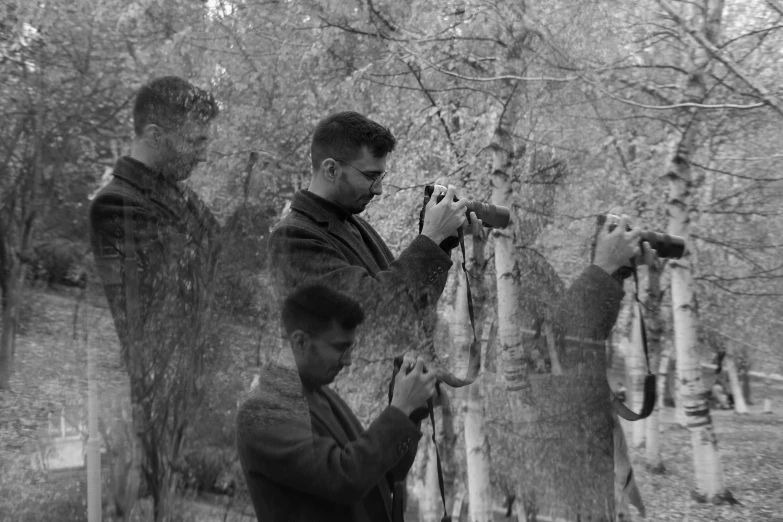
[87, 330, 102, 522]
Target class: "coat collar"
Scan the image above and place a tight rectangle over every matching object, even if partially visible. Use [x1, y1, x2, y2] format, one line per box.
[290, 190, 385, 274]
[111, 156, 218, 236]
[291, 190, 350, 223]
[112, 156, 182, 197]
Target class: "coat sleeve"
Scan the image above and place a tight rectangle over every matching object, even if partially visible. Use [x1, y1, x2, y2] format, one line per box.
[553, 264, 625, 342]
[236, 395, 422, 505]
[267, 222, 453, 317]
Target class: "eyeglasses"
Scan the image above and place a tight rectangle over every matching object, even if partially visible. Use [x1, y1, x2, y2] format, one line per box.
[334, 158, 388, 187]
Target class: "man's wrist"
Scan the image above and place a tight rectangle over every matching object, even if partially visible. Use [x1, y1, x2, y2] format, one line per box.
[421, 230, 445, 245]
[390, 402, 413, 417]
[593, 260, 621, 276]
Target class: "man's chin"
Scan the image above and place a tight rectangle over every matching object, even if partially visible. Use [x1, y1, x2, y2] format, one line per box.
[354, 199, 372, 214]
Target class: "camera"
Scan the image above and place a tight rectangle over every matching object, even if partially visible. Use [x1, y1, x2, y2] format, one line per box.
[597, 214, 686, 259]
[387, 356, 438, 423]
[419, 184, 511, 232]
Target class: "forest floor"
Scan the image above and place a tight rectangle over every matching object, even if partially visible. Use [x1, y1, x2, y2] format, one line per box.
[627, 395, 783, 522]
[0, 287, 781, 522]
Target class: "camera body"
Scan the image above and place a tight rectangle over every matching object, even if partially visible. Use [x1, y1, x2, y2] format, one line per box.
[598, 214, 686, 259]
[419, 184, 511, 234]
[388, 356, 437, 423]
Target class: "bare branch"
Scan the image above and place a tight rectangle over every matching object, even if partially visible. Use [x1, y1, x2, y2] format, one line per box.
[395, 43, 576, 83]
[658, 0, 783, 118]
[691, 161, 783, 182]
[593, 81, 764, 110]
[766, 0, 783, 17]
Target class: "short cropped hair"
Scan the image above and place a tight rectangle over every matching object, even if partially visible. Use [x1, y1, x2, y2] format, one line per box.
[133, 76, 219, 136]
[281, 284, 365, 336]
[311, 111, 396, 170]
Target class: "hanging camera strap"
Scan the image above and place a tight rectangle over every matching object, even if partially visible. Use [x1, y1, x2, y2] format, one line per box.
[421, 228, 477, 522]
[427, 396, 452, 522]
[457, 228, 479, 349]
[612, 260, 656, 421]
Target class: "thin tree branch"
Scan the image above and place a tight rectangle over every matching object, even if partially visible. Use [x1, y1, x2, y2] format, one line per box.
[594, 82, 764, 110]
[395, 43, 576, 83]
[766, 0, 783, 17]
[657, 0, 783, 118]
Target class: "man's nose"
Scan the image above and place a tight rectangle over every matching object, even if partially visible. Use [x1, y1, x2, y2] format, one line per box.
[341, 351, 352, 367]
[372, 179, 383, 195]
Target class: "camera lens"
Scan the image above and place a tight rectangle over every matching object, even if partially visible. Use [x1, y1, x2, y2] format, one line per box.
[466, 201, 510, 230]
[640, 232, 685, 259]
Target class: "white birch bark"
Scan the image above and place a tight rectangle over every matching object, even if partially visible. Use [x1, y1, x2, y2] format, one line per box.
[420, 439, 439, 522]
[724, 347, 748, 414]
[647, 343, 671, 474]
[464, 378, 492, 522]
[657, 345, 672, 410]
[490, 103, 527, 393]
[666, 0, 731, 502]
[627, 304, 647, 448]
[544, 320, 563, 376]
[450, 223, 493, 522]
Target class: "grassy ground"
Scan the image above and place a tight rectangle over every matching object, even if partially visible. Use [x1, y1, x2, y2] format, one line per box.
[1, 287, 781, 522]
[627, 399, 783, 522]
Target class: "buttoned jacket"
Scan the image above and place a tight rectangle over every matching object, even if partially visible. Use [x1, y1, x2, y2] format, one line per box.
[236, 365, 421, 522]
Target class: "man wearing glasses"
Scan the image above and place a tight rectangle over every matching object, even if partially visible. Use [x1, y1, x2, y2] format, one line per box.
[268, 111, 478, 356]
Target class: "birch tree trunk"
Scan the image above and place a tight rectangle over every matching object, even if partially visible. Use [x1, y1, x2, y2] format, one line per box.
[451, 219, 493, 522]
[641, 260, 664, 472]
[674, 364, 688, 427]
[464, 379, 492, 522]
[490, 98, 527, 394]
[438, 391, 458, 514]
[420, 439, 440, 522]
[647, 344, 670, 475]
[666, 0, 732, 501]
[627, 304, 647, 448]
[724, 346, 748, 414]
[657, 345, 672, 411]
[644, 363, 662, 467]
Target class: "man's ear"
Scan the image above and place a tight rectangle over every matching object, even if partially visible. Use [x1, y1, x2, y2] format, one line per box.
[321, 158, 338, 183]
[290, 330, 310, 353]
[140, 124, 165, 150]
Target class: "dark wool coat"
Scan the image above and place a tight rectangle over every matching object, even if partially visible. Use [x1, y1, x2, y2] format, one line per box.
[267, 191, 453, 349]
[530, 264, 641, 521]
[236, 364, 422, 522]
[88, 156, 220, 394]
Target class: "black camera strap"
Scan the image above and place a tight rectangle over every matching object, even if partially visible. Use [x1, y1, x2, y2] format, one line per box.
[457, 228, 479, 348]
[427, 397, 452, 522]
[612, 261, 656, 421]
[405, 228, 474, 522]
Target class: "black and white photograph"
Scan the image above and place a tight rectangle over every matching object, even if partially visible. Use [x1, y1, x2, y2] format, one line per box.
[0, 1, 781, 521]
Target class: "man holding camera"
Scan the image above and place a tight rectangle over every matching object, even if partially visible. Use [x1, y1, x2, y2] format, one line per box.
[267, 111, 481, 354]
[541, 213, 659, 520]
[236, 284, 437, 522]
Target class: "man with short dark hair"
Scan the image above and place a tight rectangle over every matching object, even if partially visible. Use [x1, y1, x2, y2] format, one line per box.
[236, 284, 436, 522]
[268, 111, 479, 359]
[89, 75, 221, 519]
